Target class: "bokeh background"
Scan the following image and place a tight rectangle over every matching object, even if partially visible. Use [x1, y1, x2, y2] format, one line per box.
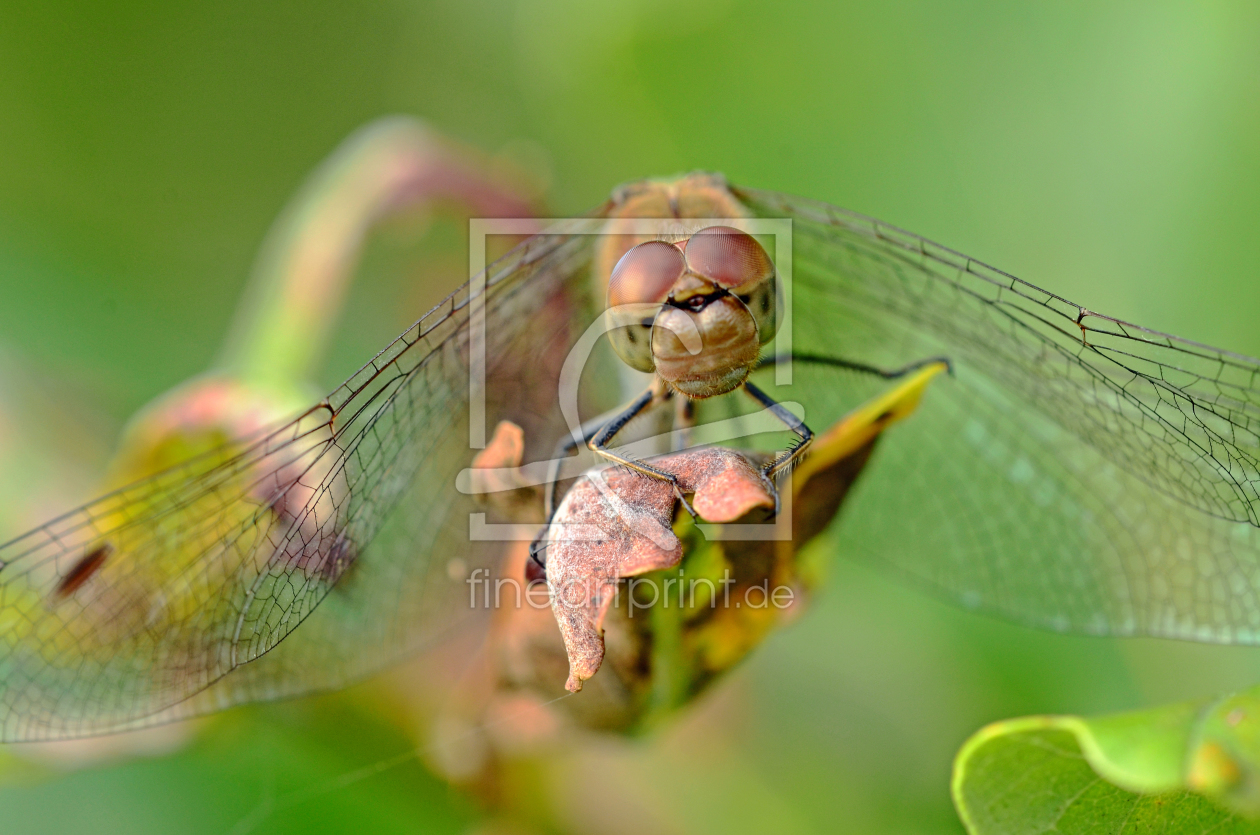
[3, 2, 1260, 833]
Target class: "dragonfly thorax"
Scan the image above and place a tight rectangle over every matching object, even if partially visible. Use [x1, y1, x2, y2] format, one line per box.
[604, 225, 778, 398]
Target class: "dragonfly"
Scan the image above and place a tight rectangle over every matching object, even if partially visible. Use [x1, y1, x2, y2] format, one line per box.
[3, 171, 1260, 743]
[535, 224, 805, 529]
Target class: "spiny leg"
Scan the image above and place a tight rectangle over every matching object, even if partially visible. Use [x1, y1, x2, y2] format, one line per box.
[543, 412, 618, 521]
[588, 384, 698, 519]
[743, 380, 813, 479]
[531, 386, 679, 574]
[531, 400, 650, 574]
[750, 352, 951, 462]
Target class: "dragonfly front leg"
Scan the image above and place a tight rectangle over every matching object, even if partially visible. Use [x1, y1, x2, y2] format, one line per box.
[543, 413, 613, 521]
[530, 410, 627, 577]
[748, 351, 949, 481]
[743, 380, 813, 479]
[531, 385, 678, 576]
[589, 385, 699, 519]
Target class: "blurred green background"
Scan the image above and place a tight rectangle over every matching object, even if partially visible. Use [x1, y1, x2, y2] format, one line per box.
[3, 1, 1260, 833]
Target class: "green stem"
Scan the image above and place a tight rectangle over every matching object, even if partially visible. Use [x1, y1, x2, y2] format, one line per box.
[647, 565, 690, 722]
[218, 116, 535, 387]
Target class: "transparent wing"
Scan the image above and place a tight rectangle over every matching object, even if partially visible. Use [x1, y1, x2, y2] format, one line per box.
[737, 185, 1260, 644]
[14, 175, 1260, 743]
[0, 223, 603, 742]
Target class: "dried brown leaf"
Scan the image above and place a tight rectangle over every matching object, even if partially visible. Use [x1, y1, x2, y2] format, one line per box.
[542, 448, 775, 691]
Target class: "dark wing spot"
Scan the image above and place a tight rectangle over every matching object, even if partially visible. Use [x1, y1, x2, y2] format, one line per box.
[320, 531, 360, 587]
[54, 542, 114, 599]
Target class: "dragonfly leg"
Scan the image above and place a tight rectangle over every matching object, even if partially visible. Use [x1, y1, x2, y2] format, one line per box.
[531, 411, 625, 578]
[531, 386, 677, 575]
[760, 352, 954, 379]
[543, 413, 616, 521]
[589, 385, 699, 520]
[743, 380, 813, 480]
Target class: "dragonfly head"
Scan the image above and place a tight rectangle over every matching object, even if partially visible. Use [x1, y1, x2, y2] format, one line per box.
[604, 226, 779, 398]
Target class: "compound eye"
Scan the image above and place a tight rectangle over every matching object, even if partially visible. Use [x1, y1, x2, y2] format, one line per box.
[604, 306, 658, 373]
[608, 240, 686, 307]
[606, 240, 684, 373]
[737, 276, 780, 345]
[682, 226, 773, 290]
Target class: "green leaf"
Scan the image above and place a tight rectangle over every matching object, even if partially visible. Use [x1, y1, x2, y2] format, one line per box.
[953, 686, 1260, 833]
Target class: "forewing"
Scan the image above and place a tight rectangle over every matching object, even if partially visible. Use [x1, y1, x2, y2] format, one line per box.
[737, 186, 1260, 643]
[0, 225, 600, 741]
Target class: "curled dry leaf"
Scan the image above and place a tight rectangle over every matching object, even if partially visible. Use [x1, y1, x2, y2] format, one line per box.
[542, 447, 777, 692]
